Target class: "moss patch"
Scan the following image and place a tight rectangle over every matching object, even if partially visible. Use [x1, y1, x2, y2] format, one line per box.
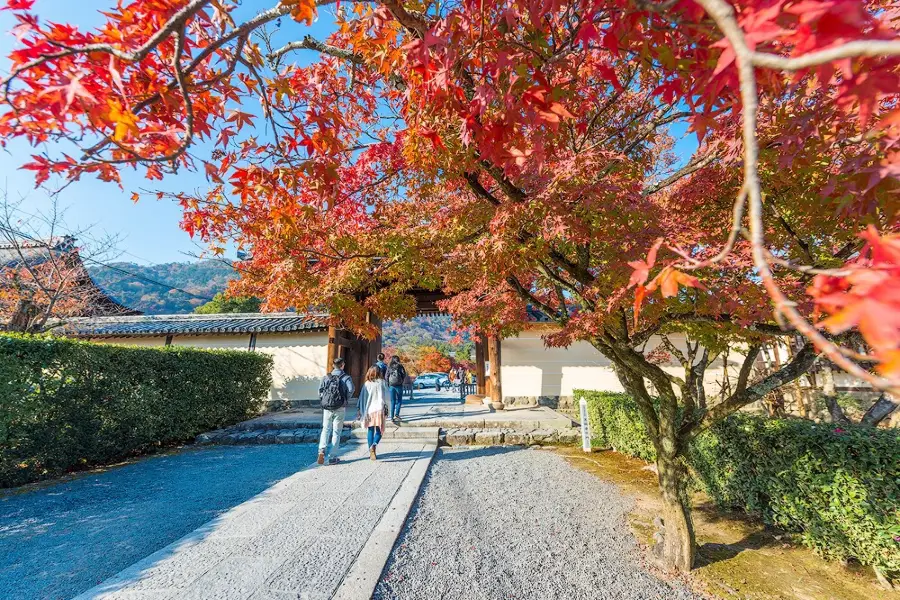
[559, 447, 899, 600]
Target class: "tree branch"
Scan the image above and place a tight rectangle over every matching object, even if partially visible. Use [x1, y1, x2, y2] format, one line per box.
[692, 341, 818, 435]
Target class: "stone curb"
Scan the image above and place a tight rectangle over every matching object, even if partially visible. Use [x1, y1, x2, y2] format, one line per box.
[439, 427, 580, 447]
[331, 443, 437, 600]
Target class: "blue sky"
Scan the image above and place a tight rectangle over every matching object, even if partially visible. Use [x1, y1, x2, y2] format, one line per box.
[0, 0, 337, 264]
[0, 1, 697, 265]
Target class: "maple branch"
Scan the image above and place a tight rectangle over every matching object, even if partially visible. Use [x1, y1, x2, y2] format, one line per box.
[695, 0, 900, 395]
[506, 275, 561, 323]
[642, 151, 719, 196]
[750, 41, 900, 71]
[771, 204, 815, 265]
[480, 162, 527, 202]
[238, 56, 282, 150]
[735, 344, 762, 394]
[268, 35, 367, 65]
[1, 0, 212, 101]
[463, 173, 502, 205]
[381, 0, 430, 38]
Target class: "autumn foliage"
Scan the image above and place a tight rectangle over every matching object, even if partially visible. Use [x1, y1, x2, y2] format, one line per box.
[2, 0, 900, 573]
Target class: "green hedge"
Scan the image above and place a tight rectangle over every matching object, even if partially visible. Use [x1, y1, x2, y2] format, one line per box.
[0, 334, 273, 488]
[578, 390, 900, 575]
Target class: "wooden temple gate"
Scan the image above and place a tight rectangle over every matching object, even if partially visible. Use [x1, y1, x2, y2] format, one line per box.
[324, 290, 504, 407]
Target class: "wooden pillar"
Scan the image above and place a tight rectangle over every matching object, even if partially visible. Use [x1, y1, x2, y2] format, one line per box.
[326, 325, 339, 370]
[488, 335, 504, 409]
[366, 312, 383, 369]
[475, 336, 486, 395]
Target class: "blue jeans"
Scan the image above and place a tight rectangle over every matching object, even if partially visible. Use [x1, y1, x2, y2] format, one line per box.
[367, 426, 382, 448]
[318, 407, 344, 459]
[389, 385, 404, 419]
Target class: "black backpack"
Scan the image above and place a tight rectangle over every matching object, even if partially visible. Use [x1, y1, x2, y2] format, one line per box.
[320, 373, 349, 410]
[387, 364, 405, 386]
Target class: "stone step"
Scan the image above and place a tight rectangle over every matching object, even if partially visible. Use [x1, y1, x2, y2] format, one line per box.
[196, 423, 577, 447]
[196, 426, 442, 446]
[195, 427, 344, 446]
[440, 427, 580, 447]
[396, 417, 574, 430]
[349, 426, 440, 442]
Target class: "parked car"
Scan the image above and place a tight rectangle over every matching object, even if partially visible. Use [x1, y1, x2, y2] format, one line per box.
[413, 372, 451, 390]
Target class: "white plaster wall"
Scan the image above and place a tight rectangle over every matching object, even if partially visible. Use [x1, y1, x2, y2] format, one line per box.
[90, 336, 166, 347]
[500, 328, 748, 398]
[254, 332, 329, 402]
[170, 335, 252, 350]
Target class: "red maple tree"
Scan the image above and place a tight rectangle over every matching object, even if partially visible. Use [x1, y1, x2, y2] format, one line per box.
[2, 0, 899, 571]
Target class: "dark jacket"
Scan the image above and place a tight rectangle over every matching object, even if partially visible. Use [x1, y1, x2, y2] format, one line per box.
[318, 368, 355, 403]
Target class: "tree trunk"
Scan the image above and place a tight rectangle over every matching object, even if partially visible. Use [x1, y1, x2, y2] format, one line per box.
[655, 451, 696, 572]
[860, 393, 898, 427]
[6, 298, 39, 332]
[820, 364, 850, 425]
[610, 356, 697, 573]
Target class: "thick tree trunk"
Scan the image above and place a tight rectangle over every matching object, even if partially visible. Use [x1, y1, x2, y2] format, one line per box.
[606, 352, 697, 572]
[655, 451, 696, 572]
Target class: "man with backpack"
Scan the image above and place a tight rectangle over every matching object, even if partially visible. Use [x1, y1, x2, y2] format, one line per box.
[317, 357, 354, 465]
[386, 356, 407, 422]
[374, 352, 387, 377]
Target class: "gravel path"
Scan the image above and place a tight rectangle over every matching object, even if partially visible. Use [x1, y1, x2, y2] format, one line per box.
[0, 444, 317, 600]
[375, 446, 701, 600]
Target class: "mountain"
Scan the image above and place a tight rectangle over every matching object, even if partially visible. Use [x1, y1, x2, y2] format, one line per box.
[382, 315, 470, 347]
[88, 260, 234, 315]
[89, 260, 474, 354]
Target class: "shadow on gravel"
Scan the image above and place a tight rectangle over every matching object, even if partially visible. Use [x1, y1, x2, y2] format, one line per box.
[434, 445, 526, 462]
[0, 444, 319, 600]
[338, 450, 425, 464]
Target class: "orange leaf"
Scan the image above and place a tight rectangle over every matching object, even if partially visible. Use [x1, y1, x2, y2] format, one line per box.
[106, 100, 139, 142]
[280, 0, 317, 26]
[633, 284, 647, 328]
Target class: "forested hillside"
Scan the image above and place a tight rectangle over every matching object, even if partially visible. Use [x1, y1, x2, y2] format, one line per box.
[382, 315, 471, 347]
[89, 261, 474, 359]
[88, 260, 234, 314]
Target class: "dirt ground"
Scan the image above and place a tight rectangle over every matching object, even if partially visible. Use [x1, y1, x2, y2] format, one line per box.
[557, 447, 898, 600]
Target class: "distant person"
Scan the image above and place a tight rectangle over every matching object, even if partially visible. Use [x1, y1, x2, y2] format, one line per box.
[357, 366, 389, 460]
[374, 352, 387, 377]
[317, 357, 354, 465]
[386, 356, 408, 422]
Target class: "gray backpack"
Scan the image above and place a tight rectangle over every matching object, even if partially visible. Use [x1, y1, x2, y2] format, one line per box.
[387, 364, 406, 386]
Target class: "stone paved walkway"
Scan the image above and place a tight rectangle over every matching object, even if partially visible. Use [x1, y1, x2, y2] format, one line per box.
[74, 441, 435, 600]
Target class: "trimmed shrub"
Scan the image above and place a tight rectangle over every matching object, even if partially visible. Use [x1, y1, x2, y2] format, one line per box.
[583, 391, 657, 461]
[577, 389, 900, 576]
[0, 334, 273, 488]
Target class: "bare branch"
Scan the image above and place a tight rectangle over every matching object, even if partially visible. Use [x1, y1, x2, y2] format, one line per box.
[751, 40, 900, 71]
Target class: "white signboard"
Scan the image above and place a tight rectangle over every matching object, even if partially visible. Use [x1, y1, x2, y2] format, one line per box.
[579, 397, 591, 452]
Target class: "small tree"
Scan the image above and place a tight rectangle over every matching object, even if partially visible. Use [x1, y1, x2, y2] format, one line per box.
[194, 292, 261, 314]
[0, 192, 124, 332]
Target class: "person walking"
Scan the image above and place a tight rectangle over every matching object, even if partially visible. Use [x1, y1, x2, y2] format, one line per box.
[374, 352, 387, 377]
[317, 357, 354, 465]
[357, 366, 389, 460]
[386, 355, 407, 422]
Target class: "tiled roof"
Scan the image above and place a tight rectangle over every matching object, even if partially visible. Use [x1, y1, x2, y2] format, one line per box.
[0, 236, 75, 269]
[525, 305, 554, 322]
[64, 312, 329, 337]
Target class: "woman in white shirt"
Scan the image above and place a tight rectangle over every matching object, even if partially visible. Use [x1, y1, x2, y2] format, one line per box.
[357, 366, 389, 460]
